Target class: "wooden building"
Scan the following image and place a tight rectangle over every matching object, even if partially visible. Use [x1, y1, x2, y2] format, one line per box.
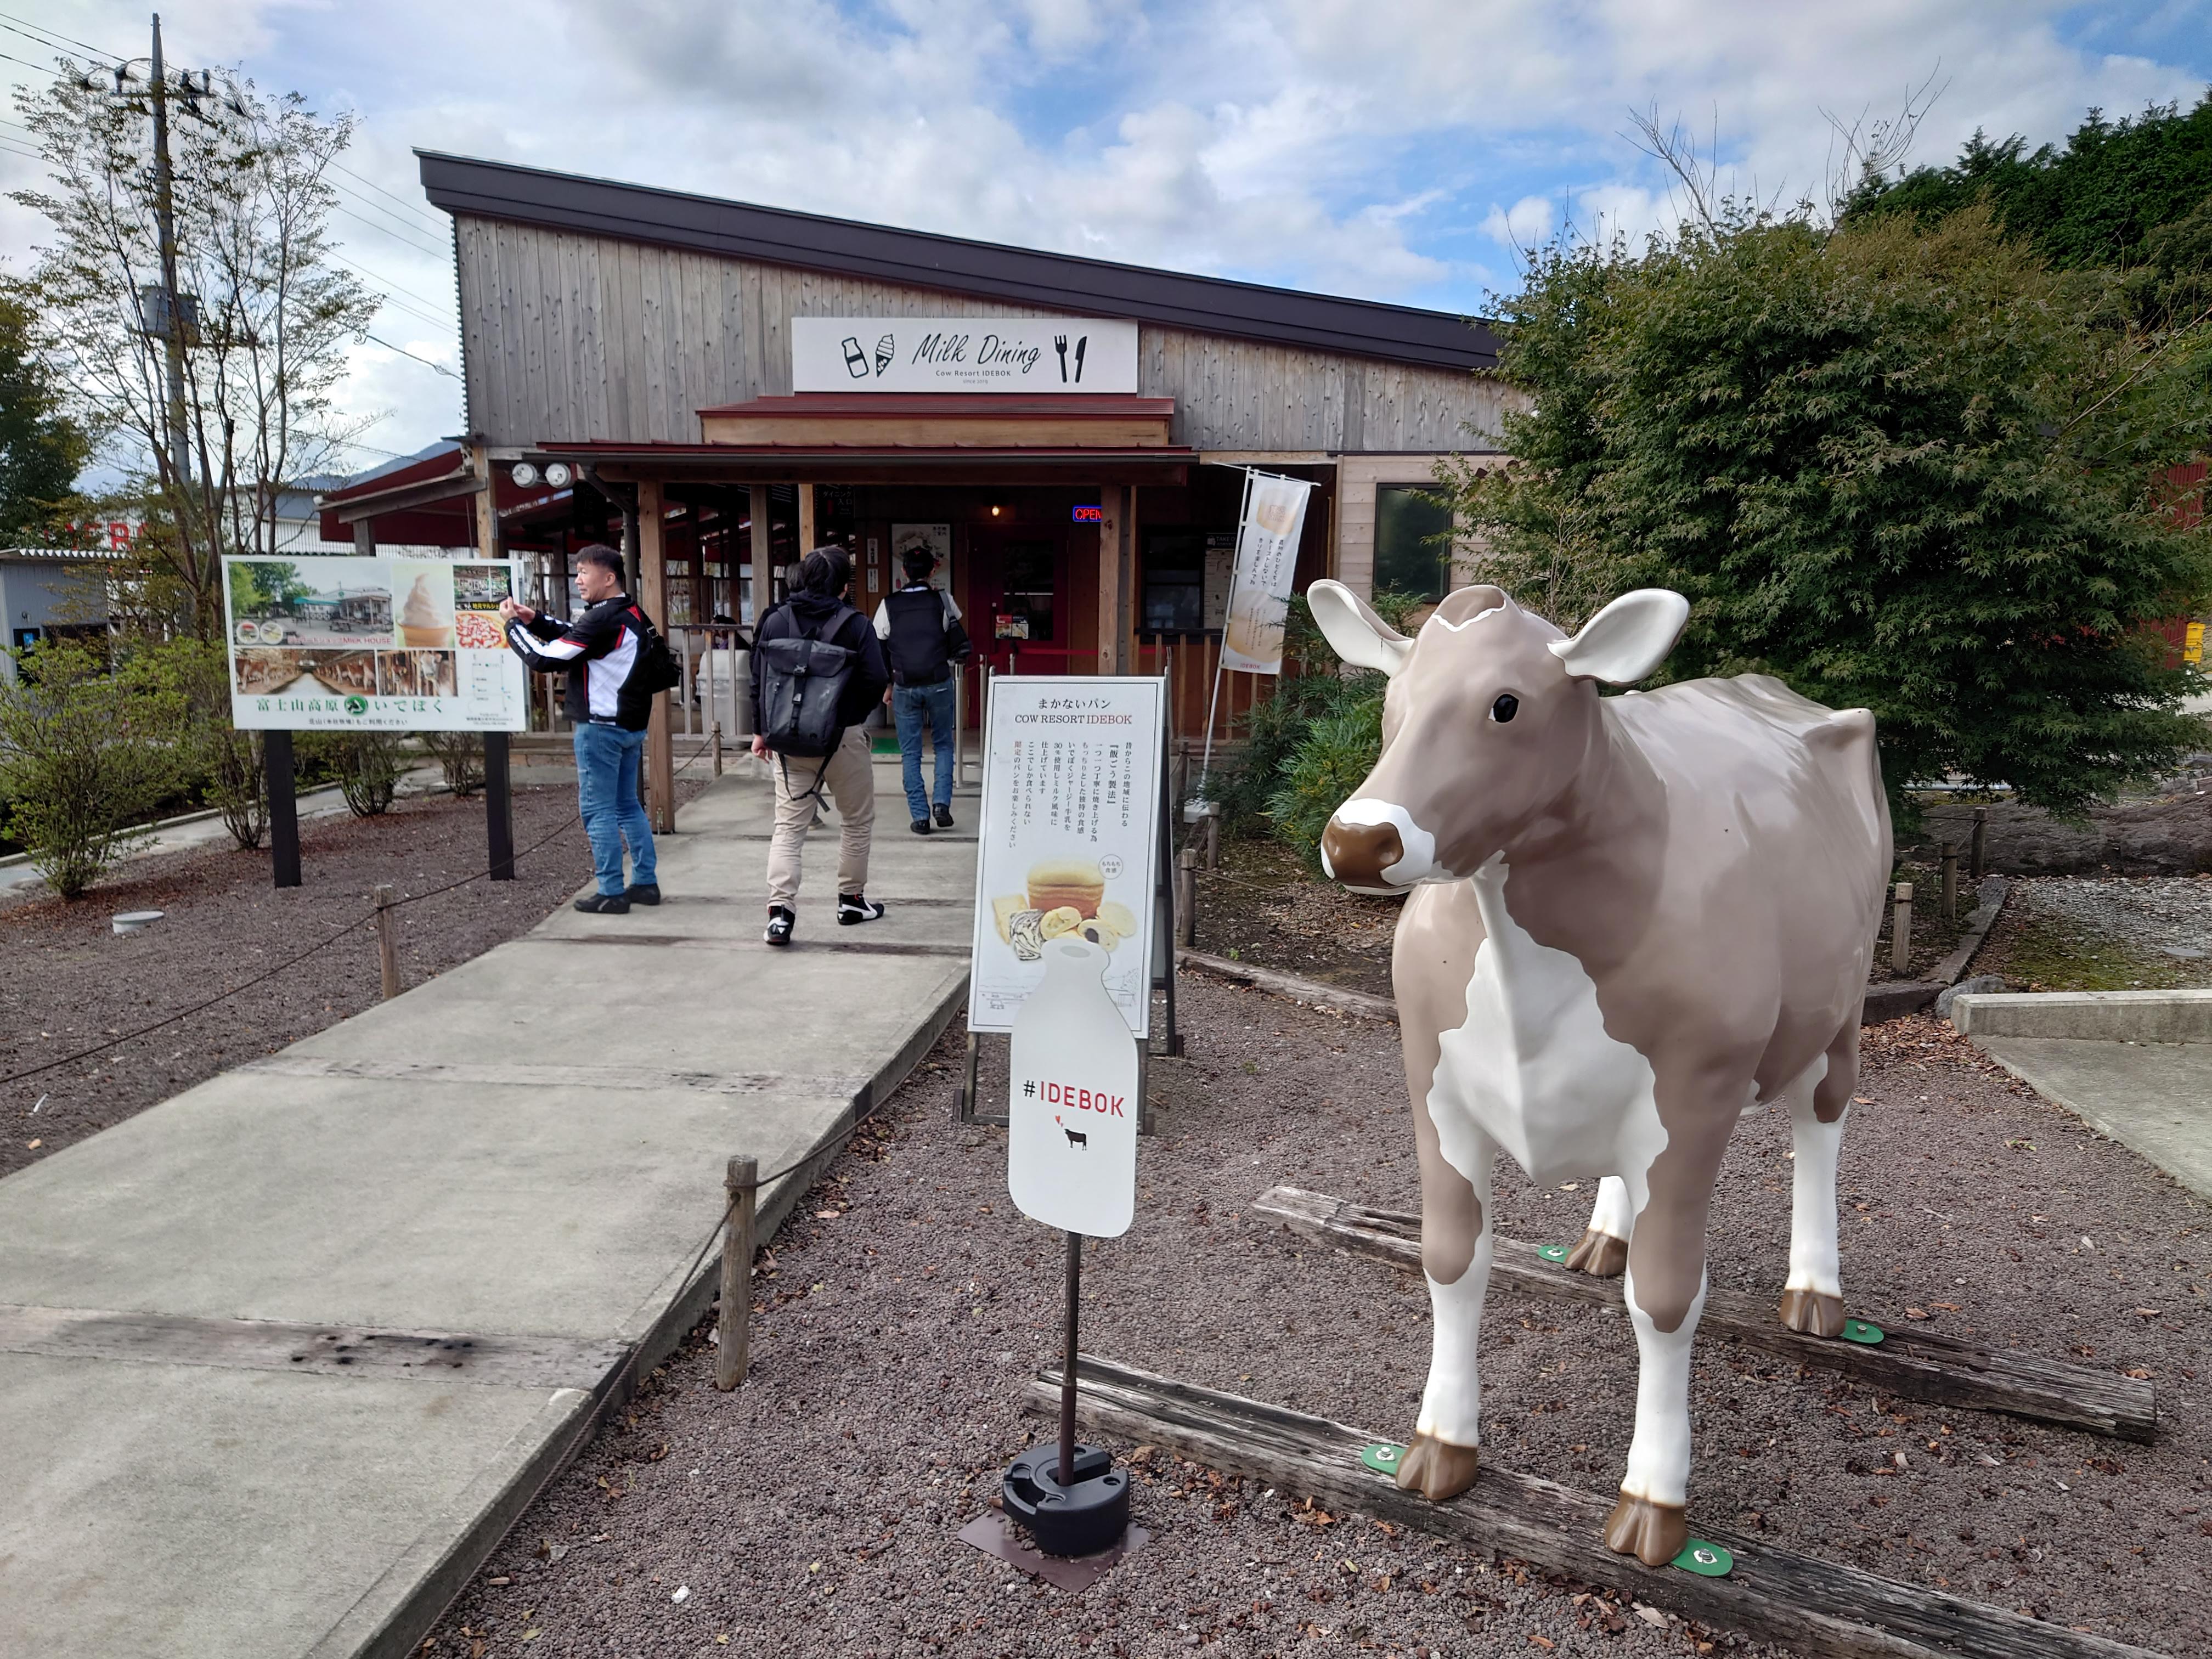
[393, 151, 1511, 744]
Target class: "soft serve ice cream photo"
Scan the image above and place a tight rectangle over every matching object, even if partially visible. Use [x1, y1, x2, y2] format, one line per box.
[393, 561, 455, 649]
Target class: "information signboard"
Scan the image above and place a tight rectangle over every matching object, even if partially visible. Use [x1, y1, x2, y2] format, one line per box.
[968, 675, 1164, 1037]
[794, 316, 1139, 393]
[221, 554, 529, 731]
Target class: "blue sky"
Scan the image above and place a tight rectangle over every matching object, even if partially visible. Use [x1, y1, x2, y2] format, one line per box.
[3, 1, 2209, 473]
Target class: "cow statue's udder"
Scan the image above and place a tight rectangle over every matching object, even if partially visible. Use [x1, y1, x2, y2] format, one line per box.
[1310, 579, 1891, 1567]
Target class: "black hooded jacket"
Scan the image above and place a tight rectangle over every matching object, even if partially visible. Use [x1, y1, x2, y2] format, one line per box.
[750, 589, 890, 735]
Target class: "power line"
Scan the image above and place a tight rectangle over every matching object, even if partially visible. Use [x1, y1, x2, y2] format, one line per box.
[331, 197, 450, 261]
[327, 246, 457, 323]
[331, 157, 446, 235]
[365, 332, 459, 377]
[0, 8, 118, 64]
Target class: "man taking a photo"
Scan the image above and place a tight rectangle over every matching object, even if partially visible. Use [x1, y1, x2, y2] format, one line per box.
[872, 545, 970, 835]
[499, 544, 660, 914]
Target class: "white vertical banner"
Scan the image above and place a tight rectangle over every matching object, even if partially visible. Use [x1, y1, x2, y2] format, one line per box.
[1218, 470, 1315, 676]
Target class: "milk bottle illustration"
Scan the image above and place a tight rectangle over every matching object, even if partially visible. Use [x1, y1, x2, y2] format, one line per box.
[1007, 938, 1136, 1237]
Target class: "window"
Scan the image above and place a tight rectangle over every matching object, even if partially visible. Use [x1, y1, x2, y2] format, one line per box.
[1373, 484, 1453, 601]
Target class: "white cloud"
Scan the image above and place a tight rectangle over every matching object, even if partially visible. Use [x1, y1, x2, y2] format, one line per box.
[5, 0, 2205, 477]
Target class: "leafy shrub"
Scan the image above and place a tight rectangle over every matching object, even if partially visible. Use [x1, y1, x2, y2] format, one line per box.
[127, 636, 265, 849]
[336, 732, 403, 816]
[0, 637, 177, 898]
[420, 731, 484, 797]
[1267, 708, 1386, 868]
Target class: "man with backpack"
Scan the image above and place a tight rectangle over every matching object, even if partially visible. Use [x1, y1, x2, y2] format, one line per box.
[499, 543, 677, 915]
[872, 544, 971, 834]
[749, 545, 892, 946]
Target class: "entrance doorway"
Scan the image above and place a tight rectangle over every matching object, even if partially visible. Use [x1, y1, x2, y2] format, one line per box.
[965, 526, 1072, 679]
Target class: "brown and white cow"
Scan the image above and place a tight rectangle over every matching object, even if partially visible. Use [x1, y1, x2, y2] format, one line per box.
[1310, 579, 1890, 1566]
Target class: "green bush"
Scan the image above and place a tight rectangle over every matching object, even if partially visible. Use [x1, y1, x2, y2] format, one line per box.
[1205, 588, 1427, 856]
[1267, 708, 1386, 869]
[0, 637, 178, 898]
[420, 731, 484, 797]
[127, 636, 266, 849]
[336, 732, 403, 816]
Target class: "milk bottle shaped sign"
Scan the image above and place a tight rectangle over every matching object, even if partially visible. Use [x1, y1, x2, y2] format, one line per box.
[1007, 939, 1137, 1237]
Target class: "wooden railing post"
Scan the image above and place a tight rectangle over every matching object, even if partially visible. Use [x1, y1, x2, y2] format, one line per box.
[1177, 847, 1199, 947]
[711, 723, 724, 777]
[1970, 806, 1988, 882]
[715, 1155, 756, 1391]
[1939, 842, 1958, 925]
[1889, 882, 1914, 977]
[374, 883, 402, 1000]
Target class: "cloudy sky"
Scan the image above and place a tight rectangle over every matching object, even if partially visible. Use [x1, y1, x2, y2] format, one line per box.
[2, 1, 2208, 477]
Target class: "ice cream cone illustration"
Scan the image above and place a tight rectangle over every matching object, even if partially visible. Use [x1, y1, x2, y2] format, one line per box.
[397, 573, 453, 648]
[873, 332, 895, 375]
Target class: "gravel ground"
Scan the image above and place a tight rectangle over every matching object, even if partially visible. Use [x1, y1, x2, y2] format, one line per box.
[1190, 842, 1403, 1000]
[424, 983, 2212, 1659]
[2011, 878, 2212, 966]
[1975, 877, 2212, 994]
[0, 780, 701, 1180]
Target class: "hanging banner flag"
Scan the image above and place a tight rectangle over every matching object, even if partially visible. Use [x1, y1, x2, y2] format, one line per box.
[1218, 470, 1315, 675]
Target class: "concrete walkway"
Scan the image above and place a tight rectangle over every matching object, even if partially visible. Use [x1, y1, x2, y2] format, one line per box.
[0, 758, 977, 1658]
[1954, 990, 2212, 1204]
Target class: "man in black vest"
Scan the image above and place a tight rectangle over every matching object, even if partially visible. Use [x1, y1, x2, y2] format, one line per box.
[872, 545, 971, 834]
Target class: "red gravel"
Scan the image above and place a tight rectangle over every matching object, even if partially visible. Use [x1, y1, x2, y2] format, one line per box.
[423, 985, 2212, 1659]
[0, 782, 697, 1180]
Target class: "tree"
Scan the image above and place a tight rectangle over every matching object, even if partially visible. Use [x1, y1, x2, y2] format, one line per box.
[0, 278, 92, 547]
[1444, 205, 2212, 818]
[10, 61, 376, 633]
[1845, 97, 2212, 272]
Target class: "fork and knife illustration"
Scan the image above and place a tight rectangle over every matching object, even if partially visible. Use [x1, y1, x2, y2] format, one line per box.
[1053, 333, 1088, 383]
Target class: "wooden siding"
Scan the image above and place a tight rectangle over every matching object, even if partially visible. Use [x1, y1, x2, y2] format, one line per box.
[456, 216, 1511, 454]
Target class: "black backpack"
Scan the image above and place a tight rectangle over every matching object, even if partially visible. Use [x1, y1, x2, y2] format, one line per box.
[627, 605, 682, 695]
[756, 602, 860, 758]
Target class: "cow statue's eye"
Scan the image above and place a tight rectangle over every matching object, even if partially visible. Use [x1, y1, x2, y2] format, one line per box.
[1489, 693, 1519, 724]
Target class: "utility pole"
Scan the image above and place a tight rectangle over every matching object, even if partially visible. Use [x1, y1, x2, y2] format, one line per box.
[148, 13, 190, 494]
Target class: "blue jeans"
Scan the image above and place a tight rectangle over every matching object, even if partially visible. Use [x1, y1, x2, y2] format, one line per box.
[573, 723, 656, 895]
[893, 678, 957, 821]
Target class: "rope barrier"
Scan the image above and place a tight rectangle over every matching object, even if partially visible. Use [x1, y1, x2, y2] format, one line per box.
[0, 737, 720, 1089]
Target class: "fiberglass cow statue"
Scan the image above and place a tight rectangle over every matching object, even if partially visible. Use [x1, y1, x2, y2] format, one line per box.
[1309, 579, 1891, 1567]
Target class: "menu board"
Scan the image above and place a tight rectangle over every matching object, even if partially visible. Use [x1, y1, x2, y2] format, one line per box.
[968, 676, 1165, 1037]
[221, 554, 529, 731]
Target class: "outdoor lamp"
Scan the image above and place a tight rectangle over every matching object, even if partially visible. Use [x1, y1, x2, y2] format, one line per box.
[510, 461, 540, 488]
[543, 462, 574, 489]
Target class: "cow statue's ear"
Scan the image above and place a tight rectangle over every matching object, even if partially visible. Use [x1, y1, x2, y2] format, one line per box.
[1307, 579, 1413, 678]
[1548, 589, 1690, 685]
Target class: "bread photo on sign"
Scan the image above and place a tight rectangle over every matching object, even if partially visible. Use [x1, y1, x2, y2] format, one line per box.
[1025, 858, 1105, 918]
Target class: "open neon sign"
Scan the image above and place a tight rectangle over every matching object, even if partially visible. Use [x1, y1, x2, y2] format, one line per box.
[1070, 505, 1103, 523]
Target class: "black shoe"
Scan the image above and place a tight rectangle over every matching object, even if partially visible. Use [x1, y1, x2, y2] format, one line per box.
[933, 804, 954, 828]
[574, 891, 630, 914]
[625, 882, 662, 906]
[764, 905, 795, 946]
[910, 817, 933, 836]
[838, 892, 886, 926]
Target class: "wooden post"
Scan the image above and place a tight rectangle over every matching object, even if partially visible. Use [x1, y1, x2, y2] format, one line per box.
[484, 732, 514, 879]
[1939, 842, 1957, 925]
[1096, 484, 1126, 676]
[1970, 806, 1988, 882]
[1889, 881, 1913, 976]
[374, 883, 402, 1000]
[1176, 847, 1198, 947]
[748, 484, 774, 617]
[710, 722, 724, 776]
[352, 519, 374, 555]
[266, 729, 301, 889]
[715, 1154, 757, 1391]
[1203, 804, 1220, 871]
[797, 482, 816, 553]
[638, 479, 676, 834]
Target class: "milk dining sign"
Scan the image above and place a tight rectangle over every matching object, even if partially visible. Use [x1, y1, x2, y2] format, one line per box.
[792, 317, 1139, 393]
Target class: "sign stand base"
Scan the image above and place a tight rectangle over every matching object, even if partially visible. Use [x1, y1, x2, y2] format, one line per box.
[266, 730, 301, 889]
[1002, 1230, 1130, 1559]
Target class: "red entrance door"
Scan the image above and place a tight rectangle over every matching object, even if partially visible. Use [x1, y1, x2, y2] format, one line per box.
[965, 527, 1073, 680]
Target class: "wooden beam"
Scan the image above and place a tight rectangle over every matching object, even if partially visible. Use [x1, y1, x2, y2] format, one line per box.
[797, 482, 817, 554]
[1178, 947, 1397, 1022]
[1025, 1357, 2160, 1659]
[470, 444, 500, 565]
[1096, 483, 1130, 675]
[637, 479, 676, 834]
[1253, 1187, 2157, 1443]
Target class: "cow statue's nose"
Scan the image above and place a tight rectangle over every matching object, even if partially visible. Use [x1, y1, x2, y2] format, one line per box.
[1321, 814, 1404, 888]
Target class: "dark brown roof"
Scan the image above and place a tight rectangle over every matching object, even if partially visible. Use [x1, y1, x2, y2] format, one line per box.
[416, 152, 1497, 373]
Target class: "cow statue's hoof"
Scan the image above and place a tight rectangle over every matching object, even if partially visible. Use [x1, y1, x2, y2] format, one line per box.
[1604, 1492, 1689, 1567]
[1564, 1227, 1628, 1277]
[1393, 1433, 1481, 1502]
[1776, 1286, 1847, 1338]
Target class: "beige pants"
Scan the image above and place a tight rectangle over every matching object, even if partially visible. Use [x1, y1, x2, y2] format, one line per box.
[766, 726, 875, 909]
